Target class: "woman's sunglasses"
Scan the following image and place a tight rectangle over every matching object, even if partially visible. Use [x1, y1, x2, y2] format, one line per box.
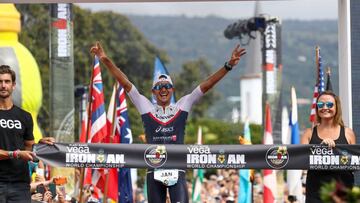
[153, 83, 173, 90]
[317, 101, 334, 109]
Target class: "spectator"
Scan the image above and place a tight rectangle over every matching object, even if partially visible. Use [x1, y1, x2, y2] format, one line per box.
[301, 91, 356, 203]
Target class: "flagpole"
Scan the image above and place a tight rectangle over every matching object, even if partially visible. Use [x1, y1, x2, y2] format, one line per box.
[311, 47, 320, 129]
[79, 57, 96, 203]
[103, 83, 118, 203]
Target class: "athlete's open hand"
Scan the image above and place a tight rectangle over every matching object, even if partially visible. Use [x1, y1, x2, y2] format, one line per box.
[90, 41, 107, 59]
[228, 44, 246, 67]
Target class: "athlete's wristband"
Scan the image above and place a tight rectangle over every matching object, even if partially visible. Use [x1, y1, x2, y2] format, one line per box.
[8, 151, 14, 159]
[13, 150, 20, 159]
[224, 61, 233, 71]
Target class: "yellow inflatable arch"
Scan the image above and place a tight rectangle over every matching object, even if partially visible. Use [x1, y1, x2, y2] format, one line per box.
[0, 4, 43, 142]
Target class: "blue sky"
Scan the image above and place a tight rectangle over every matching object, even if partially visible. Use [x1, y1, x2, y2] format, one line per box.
[78, 0, 337, 20]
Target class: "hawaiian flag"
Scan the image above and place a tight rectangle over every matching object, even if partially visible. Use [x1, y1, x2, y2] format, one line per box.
[309, 47, 324, 123]
[263, 103, 277, 203]
[84, 56, 108, 198]
[89, 56, 108, 143]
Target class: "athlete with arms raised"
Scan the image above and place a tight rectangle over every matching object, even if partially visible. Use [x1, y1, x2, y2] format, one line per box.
[90, 42, 245, 203]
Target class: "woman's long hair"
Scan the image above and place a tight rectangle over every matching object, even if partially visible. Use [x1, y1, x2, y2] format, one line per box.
[316, 91, 344, 126]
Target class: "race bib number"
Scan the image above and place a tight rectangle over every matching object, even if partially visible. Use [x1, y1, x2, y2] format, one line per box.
[154, 169, 179, 186]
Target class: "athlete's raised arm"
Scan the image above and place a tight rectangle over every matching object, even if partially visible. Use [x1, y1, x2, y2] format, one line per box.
[90, 41, 132, 92]
[199, 44, 246, 94]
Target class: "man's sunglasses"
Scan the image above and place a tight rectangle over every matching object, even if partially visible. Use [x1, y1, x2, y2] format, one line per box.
[317, 101, 334, 109]
[153, 83, 173, 90]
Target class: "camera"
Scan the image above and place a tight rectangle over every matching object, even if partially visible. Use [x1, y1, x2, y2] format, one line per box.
[36, 184, 46, 195]
[48, 183, 57, 199]
[224, 17, 266, 40]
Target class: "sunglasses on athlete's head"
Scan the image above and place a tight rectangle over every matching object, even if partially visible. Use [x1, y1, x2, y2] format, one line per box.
[317, 101, 334, 109]
[152, 83, 173, 90]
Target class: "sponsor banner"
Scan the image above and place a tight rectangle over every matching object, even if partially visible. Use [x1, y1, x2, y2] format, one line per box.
[33, 143, 360, 170]
[50, 3, 74, 143]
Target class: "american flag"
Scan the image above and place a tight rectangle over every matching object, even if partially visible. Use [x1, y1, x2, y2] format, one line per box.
[309, 47, 324, 123]
[318, 51, 325, 93]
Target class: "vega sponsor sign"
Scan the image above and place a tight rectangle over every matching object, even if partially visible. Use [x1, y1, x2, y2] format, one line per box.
[34, 143, 360, 170]
[186, 145, 246, 169]
[309, 145, 360, 170]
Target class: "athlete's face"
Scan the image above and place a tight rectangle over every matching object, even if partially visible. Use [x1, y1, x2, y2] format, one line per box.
[317, 94, 336, 119]
[0, 74, 15, 99]
[152, 82, 174, 106]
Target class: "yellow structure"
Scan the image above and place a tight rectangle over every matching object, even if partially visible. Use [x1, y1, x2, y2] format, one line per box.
[0, 4, 43, 141]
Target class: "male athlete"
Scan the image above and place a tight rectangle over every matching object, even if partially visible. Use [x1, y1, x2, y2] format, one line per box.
[91, 42, 245, 203]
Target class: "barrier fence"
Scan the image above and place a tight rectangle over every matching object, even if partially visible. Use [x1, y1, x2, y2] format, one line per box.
[34, 143, 360, 170]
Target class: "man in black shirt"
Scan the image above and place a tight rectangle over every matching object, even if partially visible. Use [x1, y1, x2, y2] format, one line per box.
[0, 65, 54, 203]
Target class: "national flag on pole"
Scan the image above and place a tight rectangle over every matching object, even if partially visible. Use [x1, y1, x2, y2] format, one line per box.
[287, 87, 303, 202]
[89, 56, 108, 143]
[326, 67, 333, 91]
[281, 107, 289, 145]
[309, 46, 324, 123]
[238, 119, 252, 203]
[318, 51, 325, 93]
[113, 84, 134, 203]
[290, 87, 300, 145]
[91, 56, 108, 196]
[106, 83, 133, 203]
[263, 104, 274, 145]
[263, 103, 277, 203]
[83, 56, 109, 199]
[309, 85, 318, 123]
[192, 126, 204, 202]
[152, 56, 176, 104]
[102, 84, 122, 202]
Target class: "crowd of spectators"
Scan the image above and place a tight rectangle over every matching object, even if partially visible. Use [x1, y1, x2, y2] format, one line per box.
[24, 162, 309, 203]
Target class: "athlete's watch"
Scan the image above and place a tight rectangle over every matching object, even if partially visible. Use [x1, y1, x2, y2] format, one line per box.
[224, 61, 233, 71]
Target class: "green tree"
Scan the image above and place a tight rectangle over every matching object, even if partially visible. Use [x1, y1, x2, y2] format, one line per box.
[184, 118, 262, 145]
[17, 4, 51, 134]
[16, 4, 167, 139]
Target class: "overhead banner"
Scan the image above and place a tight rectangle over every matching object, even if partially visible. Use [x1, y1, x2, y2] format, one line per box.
[34, 143, 360, 170]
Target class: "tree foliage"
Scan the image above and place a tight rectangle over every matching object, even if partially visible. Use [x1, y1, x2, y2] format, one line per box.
[184, 118, 262, 145]
[174, 58, 219, 120]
